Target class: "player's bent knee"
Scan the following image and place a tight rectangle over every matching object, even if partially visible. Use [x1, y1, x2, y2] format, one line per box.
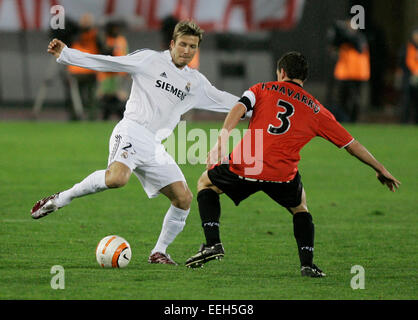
[172, 189, 193, 210]
[289, 203, 309, 214]
[197, 171, 212, 192]
[289, 187, 308, 214]
[105, 175, 128, 188]
[197, 172, 223, 194]
[105, 168, 130, 188]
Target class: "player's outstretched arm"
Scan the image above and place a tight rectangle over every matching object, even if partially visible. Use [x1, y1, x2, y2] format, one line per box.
[345, 140, 401, 192]
[47, 38, 66, 58]
[206, 103, 246, 169]
[50, 39, 142, 74]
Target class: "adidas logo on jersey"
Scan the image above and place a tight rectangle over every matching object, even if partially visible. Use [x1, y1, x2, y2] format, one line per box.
[160, 72, 167, 78]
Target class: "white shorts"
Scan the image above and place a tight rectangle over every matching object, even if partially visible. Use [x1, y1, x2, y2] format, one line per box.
[107, 118, 186, 198]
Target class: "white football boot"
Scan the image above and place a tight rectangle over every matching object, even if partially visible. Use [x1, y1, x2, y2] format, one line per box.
[31, 193, 61, 219]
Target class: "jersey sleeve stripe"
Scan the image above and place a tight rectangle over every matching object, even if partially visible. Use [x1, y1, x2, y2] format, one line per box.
[340, 138, 355, 149]
[127, 48, 149, 56]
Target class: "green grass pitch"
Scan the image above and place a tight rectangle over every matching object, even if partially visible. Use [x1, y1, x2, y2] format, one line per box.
[0, 121, 416, 300]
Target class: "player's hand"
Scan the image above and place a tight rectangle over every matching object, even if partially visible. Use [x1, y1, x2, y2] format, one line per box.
[47, 38, 66, 58]
[206, 130, 229, 169]
[206, 144, 221, 170]
[376, 168, 401, 192]
[206, 142, 227, 170]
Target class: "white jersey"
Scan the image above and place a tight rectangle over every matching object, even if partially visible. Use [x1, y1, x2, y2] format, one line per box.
[57, 47, 239, 141]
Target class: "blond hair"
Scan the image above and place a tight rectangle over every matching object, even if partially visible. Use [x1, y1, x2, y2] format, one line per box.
[172, 20, 204, 45]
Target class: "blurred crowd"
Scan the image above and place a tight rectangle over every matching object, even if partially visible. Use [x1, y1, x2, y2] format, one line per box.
[50, 13, 129, 121]
[397, 28, 418, 124]
[49, 13, 417, 124]
[49, 14, 199, 122]
[326, 20, 418, 124]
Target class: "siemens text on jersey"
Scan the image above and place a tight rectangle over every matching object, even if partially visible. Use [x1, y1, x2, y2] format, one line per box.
[155, 79, 187, 101]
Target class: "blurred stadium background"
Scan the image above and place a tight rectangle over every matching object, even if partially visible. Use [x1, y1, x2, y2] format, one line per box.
[0, 0, 416, 123]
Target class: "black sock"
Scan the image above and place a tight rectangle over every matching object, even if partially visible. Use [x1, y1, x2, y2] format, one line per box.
[293, 212, 315, 267]
[197, 189, 221, 246]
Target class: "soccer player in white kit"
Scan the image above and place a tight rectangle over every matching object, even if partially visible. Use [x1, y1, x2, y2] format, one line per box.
[31, 21, 239, 265]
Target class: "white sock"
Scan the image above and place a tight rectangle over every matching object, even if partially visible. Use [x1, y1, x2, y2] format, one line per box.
[151, 205, 190, 254]
[55, 170, 108, 208]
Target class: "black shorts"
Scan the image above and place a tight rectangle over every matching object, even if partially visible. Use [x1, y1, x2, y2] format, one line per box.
[207, 164, 303, 208]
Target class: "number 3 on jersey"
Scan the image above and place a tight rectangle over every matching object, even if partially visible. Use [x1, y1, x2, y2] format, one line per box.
[267, 99, 295, 135]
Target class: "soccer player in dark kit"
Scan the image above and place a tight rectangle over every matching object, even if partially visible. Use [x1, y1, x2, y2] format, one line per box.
[185, 51, 400, 277]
